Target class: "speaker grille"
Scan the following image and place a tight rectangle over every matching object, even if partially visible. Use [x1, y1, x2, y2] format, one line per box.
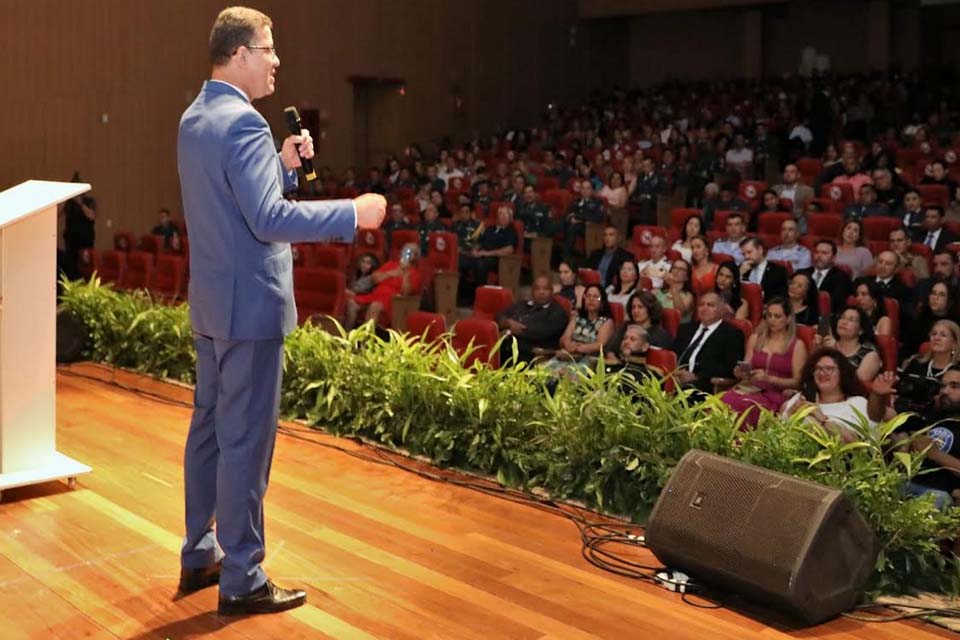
[646, 450, 875, 625]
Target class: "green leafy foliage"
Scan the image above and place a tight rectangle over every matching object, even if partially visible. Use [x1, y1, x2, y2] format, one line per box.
[59, 277, 960, 596]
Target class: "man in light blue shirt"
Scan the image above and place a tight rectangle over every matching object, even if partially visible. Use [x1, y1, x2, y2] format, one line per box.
[711, 212, 747, 264]
[768, 218, 812, 271]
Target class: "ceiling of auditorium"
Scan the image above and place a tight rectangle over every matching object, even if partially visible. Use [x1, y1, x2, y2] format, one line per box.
[579, 0, 788, 18]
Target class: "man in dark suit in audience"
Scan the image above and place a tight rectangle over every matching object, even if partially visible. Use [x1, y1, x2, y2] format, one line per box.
[496, 274, 568, 364]
[586, 225, 634, 289]
[799, 240, 852, 314]
[919, 206, 959, 253]
[739, 237, 788, 300]
[673, 292, 744, 394]
[873, 250, 913, 315]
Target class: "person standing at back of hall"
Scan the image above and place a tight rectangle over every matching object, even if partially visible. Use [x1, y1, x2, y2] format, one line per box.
[177, 6, 385, 616]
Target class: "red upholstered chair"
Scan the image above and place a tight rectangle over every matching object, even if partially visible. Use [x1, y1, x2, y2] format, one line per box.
[661, 307, 681, 339]
[291, 243, 315, 268]
[875, 334, 899, 372]
[472, 286, 514, 321]
[769, 259, 793, 276]
[389, 230, 421, 261]
[670, 207, 702, 231]
[406, 311, 447, 344]
[739, 181, 768, 203]
[139, 234, 164, 256]
[312, 243, 349, 271]
[646, 348, 679, 393]
[537, 176, 559, 192]
[77, 248, 99, 281]
[632, 225, 668, 246]
[741, 282, 763, 327]
[578, 268, 602, 286]
[98, 250, 126, 286]
[151, 254, 186, 302]
[452, 318, 501, 368]
[293, 267, 346, 324]
[121, 251, 154, 290]
[712, 210, 733, 231]
[863, 217, 902, 242]
[820, 183, 854, 205]
[795, 324, 815, 353]
[898, 268, 917, 289]
[541, 189, 573, 218]
[757, 212, 793, 236]
[910, 242, 934, 273]
[818, 291, 832, 318]
[807, 213, 843, 238]
[113, 231, 135, 252]
[796, 157, 823, 183]
[808, 197, 843, 213]
[866, 240, 888, 256]
[553, 294, 572, 317]
[426, 231, 459, 272]
[609, 302, 625, 327]
[711, 252, 735, 265]
[354, 228, 386, 263]
[727, 318, 753, 351]
[917, 184, 950, 208]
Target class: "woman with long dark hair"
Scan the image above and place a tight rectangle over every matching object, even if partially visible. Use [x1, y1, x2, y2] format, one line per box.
[714, 260, 749, 320]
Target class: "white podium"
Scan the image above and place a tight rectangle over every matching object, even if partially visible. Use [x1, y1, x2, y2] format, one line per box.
[0, 180, 92, 497]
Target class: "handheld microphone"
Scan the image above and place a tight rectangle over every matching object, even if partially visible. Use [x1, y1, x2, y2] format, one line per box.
[283, 106, 317, 182]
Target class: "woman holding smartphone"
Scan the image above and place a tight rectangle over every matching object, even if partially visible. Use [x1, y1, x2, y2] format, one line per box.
[721, 298, 807, 427]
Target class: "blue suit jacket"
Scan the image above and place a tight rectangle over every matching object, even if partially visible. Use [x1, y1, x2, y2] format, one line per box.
[178, 81, 356, 340]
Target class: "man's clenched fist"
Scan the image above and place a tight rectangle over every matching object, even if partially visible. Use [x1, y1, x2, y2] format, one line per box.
[353, 193, 386, 229]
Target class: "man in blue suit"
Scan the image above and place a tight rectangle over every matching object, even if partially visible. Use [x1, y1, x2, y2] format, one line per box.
[177, 7, 385, 616]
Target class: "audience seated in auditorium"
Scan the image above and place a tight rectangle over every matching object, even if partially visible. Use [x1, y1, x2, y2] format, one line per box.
[713, 212, 748, 265]
[349, 253, 380, 295]
[496, 275, 568, 365]
[515, 184, 556, 236]
[740, 237, 789, 300]
[787, 272, 819, 326]
[870, 368, 960, 511]
[452, 202, 483, 253]
[656, 259, 696, 323]
[800, 240, 853, 314]
[151, 207, 178, 246]
[888, 226, 929, 280]
[689, 235, 718, 294]
[606, 260, 639, 307]
[714, 260, 749, 321]
[781, 347, 885, 442]
[671, 215, 704, 263]
[900, 189, 926, 239]
[772, 164, 814, 218]
[587, 225, 633, 289]
[907, 280, 958, 355]
[768, 219, 811, 272]
[546, 283, 614, 374]
[844, 184, 888, 220]
[896, 320, 960, 415]
[637, 234, 671, 289]
[836, 220, 874, 278]
[852, 278, 892, 337]
[345, 243, 422, 329]
[605, 291, 672, 354]
[626, 157, 662, 226]
[920, 206, 959, 252]
[383, 202, 413, 250]
[917, 250, 960, 301]
[673, 291, 744, 393]
[564, 178, 605, 258]
[554, 261, 584, 309]
[721, 297, 807, 427]
[458, 205, 518, 305]
[814, 305, 882, 382]
[417, 203, 446, 254]
[604, 325, 663, 383]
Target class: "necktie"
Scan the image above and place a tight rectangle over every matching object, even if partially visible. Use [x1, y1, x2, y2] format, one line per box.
[813, 270, 824, 287]
[680, 325, 707, 367]
[926, 232, 936, 248]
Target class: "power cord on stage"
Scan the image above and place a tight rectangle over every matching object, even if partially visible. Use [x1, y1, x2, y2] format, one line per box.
[62, 366, 960, 624]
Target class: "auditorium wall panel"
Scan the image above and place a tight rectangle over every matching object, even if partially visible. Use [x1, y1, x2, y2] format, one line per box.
[2, 0, 581, 246]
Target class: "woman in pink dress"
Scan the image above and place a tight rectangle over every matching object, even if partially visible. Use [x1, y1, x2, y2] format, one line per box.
[721, 297, 808, 427]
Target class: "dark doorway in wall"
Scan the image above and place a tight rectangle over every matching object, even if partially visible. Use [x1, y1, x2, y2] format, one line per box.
[349, 76, 406, 171]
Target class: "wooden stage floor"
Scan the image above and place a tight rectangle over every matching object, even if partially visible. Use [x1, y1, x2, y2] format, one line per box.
[0, 367, 953, 639]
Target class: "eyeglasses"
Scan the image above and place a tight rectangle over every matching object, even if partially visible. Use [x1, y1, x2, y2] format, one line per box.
[246, 44, 278, 57]
[814, 366, 839, 375]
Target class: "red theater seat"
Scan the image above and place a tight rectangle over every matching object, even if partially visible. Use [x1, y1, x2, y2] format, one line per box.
[293, 267, 346, 323]
[121, 251, 154, 290]
[472, 286, 514, 321]
[452, 318, 500, 368]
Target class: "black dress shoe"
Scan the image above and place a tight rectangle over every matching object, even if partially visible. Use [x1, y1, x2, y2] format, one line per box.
[178, 561, 221, 593]
[218, 580, 307, 616]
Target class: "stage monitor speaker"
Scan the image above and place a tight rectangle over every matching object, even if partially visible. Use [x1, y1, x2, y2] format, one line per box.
[645, 450, 876, 626]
